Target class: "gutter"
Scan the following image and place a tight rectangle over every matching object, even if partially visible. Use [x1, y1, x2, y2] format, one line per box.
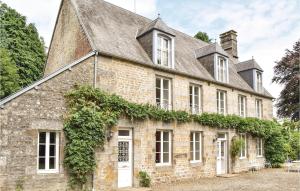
[93, 51, 99, 88]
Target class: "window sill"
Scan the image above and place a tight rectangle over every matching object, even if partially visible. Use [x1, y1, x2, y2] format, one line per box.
[239, 157, 247, 160]
[155, 163, 171, 167]
[37, 170, 59, 174]
[190, 160, 202, 164]
[256, 155, 263, 158]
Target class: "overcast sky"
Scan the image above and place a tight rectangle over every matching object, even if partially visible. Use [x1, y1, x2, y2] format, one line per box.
[3, 0, 300, 116]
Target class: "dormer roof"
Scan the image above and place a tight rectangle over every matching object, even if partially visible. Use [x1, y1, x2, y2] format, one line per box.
[236, 59, 264, 72]
[137, 17, 176, 38]
[195, 43, 229, 58]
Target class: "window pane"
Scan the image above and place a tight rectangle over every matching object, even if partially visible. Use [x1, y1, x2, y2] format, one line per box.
[49, 157, 55, 169]
[163, 79, 169, 89]
[156, 142, 161, 153]
[157, 51, 161, 65]
[39, 145, 46, 157]
[163, 89, 169, 100]
[163, 132, 169, 141]
[155, 153, 160, 163]
[163, 142, 169, 152]
[156, 131, 161, 141]
[39, 158, 45, 170]
[195, 151, 200, 160]
[157, 37, 161, 49]
[50, 145, 56, 157]
[50, 132, 56, 144]
[118, 130, 129, 136]
[163, 153, 169, 163]
[39, 132, 46, 143]
[156, 78, 161, 88]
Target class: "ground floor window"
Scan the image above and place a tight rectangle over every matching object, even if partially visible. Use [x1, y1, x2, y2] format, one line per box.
[239, 134, 247, 159]
[190, 132, 202, 162]
[155, 131, 172, 165]
[256, 138, 263, 157]
[38, 132, 59, 173]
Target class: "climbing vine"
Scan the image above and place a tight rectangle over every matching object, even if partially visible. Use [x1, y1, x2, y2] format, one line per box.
[64, 85, 285, 187]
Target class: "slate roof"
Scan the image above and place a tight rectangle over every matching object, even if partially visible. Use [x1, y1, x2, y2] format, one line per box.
[70, 0, 272, 98]
[195, 43, 229, 58]
[236, 59, 264, 72]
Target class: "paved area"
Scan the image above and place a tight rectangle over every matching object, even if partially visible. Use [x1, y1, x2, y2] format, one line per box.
[152, 168, 300, 191]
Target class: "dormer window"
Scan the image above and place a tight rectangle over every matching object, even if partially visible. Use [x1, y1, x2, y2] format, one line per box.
[256, 71, 263, 92]
[157, 35, 170, 67]
[215, 55, 228, 83]
[153, 31, 175, 68]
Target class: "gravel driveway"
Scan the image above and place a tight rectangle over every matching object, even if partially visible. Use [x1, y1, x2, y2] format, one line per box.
[152, 169, 300, 191]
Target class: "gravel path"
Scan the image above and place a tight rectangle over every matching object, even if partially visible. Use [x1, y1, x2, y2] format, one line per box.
[152, 169, 300, 191]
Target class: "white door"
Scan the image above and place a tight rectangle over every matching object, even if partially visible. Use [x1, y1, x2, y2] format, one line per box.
[118, 129, 132, 188]
[216, 135, 227, 175]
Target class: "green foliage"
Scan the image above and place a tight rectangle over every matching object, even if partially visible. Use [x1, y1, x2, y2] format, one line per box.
[272, 40, 300, 120]
[0, 2, 46, 98]
[64, 85, 287, 187]
[0, 48, 20, 98]
[230, 137, 244, 160]
[138, 171, 151, 187]
[194, 31, 212, 43]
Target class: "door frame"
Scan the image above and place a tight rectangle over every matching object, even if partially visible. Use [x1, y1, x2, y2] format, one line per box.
[216, 132, 228, 175]
[117, 128, 133, 188]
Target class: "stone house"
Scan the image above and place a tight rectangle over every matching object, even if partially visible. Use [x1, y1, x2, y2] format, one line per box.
[0, 0, 273, 190]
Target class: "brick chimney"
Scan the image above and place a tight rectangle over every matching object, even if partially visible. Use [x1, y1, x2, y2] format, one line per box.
[219, 30, 238, 59]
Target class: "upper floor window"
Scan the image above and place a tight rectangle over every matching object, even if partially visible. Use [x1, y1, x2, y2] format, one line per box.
[190, 132, 202, 163]
[238, 95, 247, 117]
[156, 77, 172, 110]
[155, 130, 172, 165]
[38, 132, 59, 173]
[216, 56, 228, 83]
[157, 35, 171, 67]
[217, 90, 227, 115]
[189, 84, 201, 114]
[256, 71, 263, 92]
[239, 134, 247, 159]
[255, 99, 262, 119]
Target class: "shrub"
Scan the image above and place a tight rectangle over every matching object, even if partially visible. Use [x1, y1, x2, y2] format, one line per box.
[230, 137, 244, 160]
[138, 171, 151, 187]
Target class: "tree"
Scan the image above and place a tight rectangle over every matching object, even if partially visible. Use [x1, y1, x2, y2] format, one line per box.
[272, 40, 300, 121]
[194, 31, 212, 43]
[0, 48, 19, 98]
[0, 2, 46, 98]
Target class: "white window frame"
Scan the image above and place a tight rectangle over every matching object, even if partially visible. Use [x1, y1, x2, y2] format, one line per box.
[217, 90, 227, 115]
[189, 84, 201, 114]
[155, 131, 172, 166]
[255, 99, 262, 119]
[256, 138, 263, 157]
[239, 134, 247, 159]
[153, 30, 175, 69]
[190, 132, 202, 163]
[238, 95, 247, 117]
[214, 55, 229, 83]
[156, 77, 172, 110]
[37, 132, 59, 173]
[255, 71, 263, 92]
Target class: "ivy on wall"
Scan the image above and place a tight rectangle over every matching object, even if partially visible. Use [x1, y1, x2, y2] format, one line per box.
[64, 85, 286, 188]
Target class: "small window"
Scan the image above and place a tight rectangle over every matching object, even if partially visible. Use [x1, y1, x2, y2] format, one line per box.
[156, 77, 172, 110]
[238, 95, 247, 117]
[216, 56, 228, 83]
[118, 130, 130, 137]
[190, 132, 202, 162]
[155, 131, 172, 165]
[189, 85, 201, 114]
[256, 71, 263, 92]
[256, 138, 263, 157]
[157, 35, 171, 67]
[217, 90, 227, 115]
[38, 132, 59, 173]
[255, 99, 262, 119]
[239, 134, 247, 159]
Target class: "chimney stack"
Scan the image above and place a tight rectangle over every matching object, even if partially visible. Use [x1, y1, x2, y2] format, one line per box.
[219, 30, 238, 59]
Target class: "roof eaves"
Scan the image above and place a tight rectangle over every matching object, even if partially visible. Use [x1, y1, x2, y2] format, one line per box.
[0, 51, 96, 107]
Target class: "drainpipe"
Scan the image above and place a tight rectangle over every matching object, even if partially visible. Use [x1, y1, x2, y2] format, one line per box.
[93, 51, 99, 88]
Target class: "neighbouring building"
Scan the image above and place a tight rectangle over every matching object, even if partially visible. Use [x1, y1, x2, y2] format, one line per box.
[0, 0, 273, 190]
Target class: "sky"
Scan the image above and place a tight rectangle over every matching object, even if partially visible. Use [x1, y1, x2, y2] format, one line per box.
[3, 0, 300, 116]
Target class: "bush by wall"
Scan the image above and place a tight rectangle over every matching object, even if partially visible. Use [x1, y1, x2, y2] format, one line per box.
[64, 85, 287, 187]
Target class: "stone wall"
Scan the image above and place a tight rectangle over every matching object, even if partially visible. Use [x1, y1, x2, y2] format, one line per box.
[96, 55, 273, 119]
[44, 0, 92, 76]
[93, 118, 266, 190]
[0, 57, 94, 191]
